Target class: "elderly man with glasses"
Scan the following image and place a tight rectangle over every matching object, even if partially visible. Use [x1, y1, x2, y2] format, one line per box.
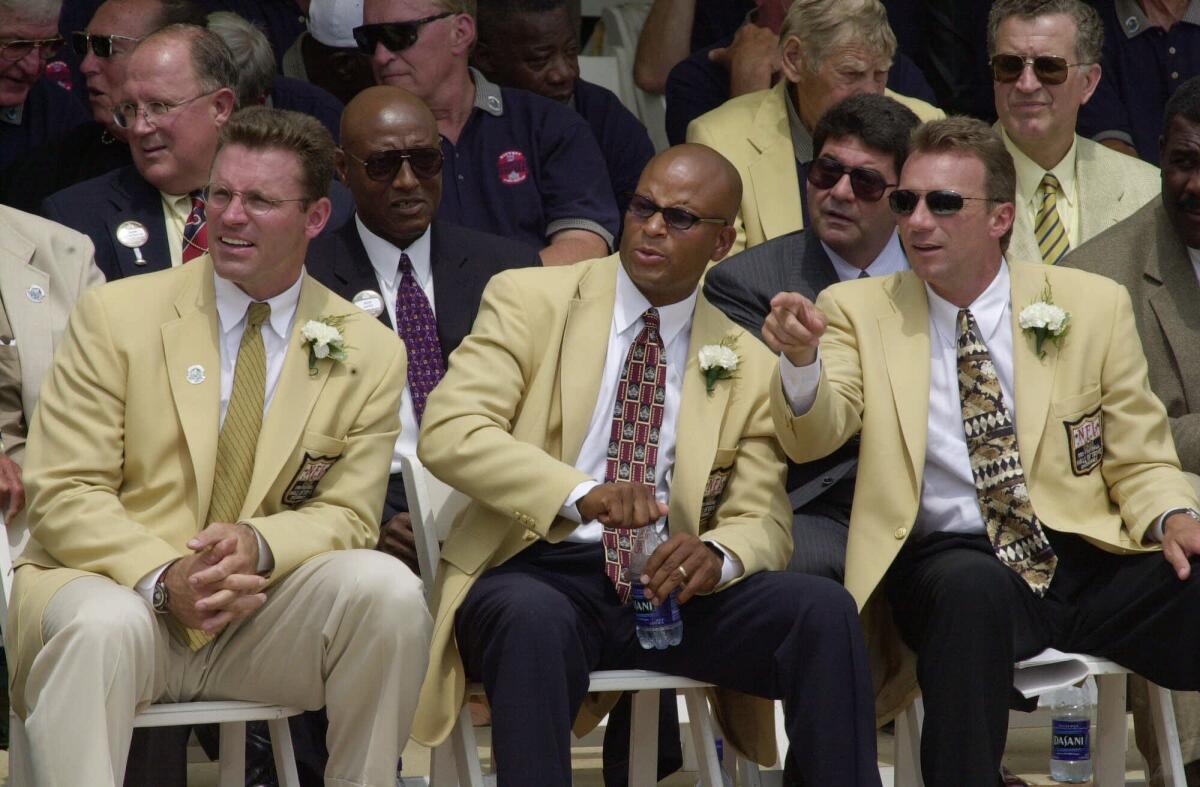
[0, 0, 88, 173]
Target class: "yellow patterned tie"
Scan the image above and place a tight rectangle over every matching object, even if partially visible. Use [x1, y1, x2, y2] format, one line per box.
[177, 301, 271, 650]
[1034, 173, 1070, 265]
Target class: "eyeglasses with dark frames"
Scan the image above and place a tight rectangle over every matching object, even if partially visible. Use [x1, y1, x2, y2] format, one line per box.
[626, 194, 729, 231]
[70, 31, 143, 58]
[345, 147, 444, 181]
[0, 36, 64, 61]
[989, 53, 1090, 86]
[888, 189, 999, 216]
[352, 13, 454, 55]
[807, 156, 896, 202]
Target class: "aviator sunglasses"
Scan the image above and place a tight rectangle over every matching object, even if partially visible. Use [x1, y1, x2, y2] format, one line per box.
[989, 53, 1088, 85]
[70, 31, 142, 58]
[352, 12, 453, 54]
[807, 156, 896, 202]
[888, 190, 998, 216]
[626, 194, 729, 230]
[346, 147, 444, 181]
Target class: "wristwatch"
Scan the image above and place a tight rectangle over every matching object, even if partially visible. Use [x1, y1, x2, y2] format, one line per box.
[152, 572, 170, 614]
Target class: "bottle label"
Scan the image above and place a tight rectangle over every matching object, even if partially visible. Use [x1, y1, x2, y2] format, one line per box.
[1051, 718, 1090, 761]
[632, 583, 681, 626]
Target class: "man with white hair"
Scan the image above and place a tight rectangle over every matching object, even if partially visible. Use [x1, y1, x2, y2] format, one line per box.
[281, 0, 375, 106]
[686, 0, 942, 254]
[0, 0, 89, 172]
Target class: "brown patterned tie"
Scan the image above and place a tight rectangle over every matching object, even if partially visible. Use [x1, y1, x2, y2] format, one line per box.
[602, 309, 667, 604]
[957, 309, 1058, 595]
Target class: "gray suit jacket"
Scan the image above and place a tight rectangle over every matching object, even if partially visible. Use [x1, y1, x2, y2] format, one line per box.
[1060, 198, 1200, 472]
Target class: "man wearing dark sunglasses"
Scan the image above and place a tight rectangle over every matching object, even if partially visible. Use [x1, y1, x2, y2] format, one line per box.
[988, 0, 1159, 266]
[0, 0, 89, 173]
[359, 0, 620, 267]
[705, 93, 919, 585]
[769, 115, 1200, 787]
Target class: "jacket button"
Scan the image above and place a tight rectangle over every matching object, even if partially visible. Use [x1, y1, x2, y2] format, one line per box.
[523, 531, 537, 541]
[821, 477, 835, 486]
[894, 527, 907, 539]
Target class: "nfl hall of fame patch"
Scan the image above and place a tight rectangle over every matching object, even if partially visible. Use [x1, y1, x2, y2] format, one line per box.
[1064, 406, 1103, 476]
[282, 452, 341, 506]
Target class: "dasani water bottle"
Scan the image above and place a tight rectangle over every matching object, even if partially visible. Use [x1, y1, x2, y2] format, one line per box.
[1049, 684, 1093, 783]
[629, 528, 683, 649]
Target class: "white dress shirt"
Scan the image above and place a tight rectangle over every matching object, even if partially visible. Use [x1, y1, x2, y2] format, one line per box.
[824, 231, 909, 282]
[1187, 246, 1200, 287]
[356, 216, 434, 473]
[558, 266, 742, 583]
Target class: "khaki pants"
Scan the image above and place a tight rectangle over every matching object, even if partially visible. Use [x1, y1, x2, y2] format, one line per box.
[15, 549, 431, 787]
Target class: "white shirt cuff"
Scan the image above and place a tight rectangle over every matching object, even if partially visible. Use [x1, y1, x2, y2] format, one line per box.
[779, 350, 822, 416]
[704, 539, 745, 585]
[560, 480, 601, 523]
[135, 561, 174, 604]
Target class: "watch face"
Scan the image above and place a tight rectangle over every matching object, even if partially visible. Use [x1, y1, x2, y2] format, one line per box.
[152, 581, 168, 612]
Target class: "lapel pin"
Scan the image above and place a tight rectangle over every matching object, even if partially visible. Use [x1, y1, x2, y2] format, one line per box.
[116, 220, 150, 266]
[352, 289, 384, 318]
[26, 285, 45, 303]
[186, 364, 206, 384]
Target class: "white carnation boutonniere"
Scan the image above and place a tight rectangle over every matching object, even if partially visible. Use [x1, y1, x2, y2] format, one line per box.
[300, 314, 352, 376]
[698, 336, 739, 395]
[1018, 280, 1071, 360]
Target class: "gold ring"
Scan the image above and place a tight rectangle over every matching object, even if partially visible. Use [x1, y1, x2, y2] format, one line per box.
[675, 564, 689, 581]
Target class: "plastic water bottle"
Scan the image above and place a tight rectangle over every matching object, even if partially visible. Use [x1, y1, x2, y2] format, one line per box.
[629, 527, 683, 649]
[1049, 685, 1093, 783]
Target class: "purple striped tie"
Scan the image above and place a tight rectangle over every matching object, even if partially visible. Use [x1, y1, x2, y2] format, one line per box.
[395, 253, 445, 423]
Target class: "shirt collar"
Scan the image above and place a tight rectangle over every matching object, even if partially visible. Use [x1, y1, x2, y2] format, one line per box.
[355, 215, 433, 291]
[926, 258, 1011, 350]
[0, 102, 23, 126]
[469, 66, 505, 117]
[1188, 246, 1200, 286]
[1115, 0, 1200, 37]
[214, 270, 304, 341]
[823, 231, 909, 281]
[613, 263, 697, 350]
[1003, 127, 1079, 210]
[784, 85, 815, 163]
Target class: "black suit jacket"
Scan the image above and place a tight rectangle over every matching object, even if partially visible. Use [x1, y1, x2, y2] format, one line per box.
[305, 216, 542, 514]
[42, 164, 356, 281]
[703, 229, 857, 513]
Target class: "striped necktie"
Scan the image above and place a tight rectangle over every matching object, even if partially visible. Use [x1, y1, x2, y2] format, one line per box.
[1034, 173, 1070, 264]
[181, 190, 208, 263]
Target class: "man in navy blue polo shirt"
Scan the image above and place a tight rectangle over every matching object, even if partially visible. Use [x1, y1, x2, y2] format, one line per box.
[472, 0, 656, 217]
[359, 0, 619, 266]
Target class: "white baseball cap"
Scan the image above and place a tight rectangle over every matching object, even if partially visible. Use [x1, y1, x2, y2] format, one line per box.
[308, 0, 363, 49]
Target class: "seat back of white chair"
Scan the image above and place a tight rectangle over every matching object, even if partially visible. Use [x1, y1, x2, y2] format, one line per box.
[593, 2, 668, 152]
[579, 55, 626, 104]
[400, 454, 471, 591]
[0, 511, 10, 636]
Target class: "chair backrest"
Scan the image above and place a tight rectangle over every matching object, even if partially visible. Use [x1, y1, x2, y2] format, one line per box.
[0, 512, 10, 636]
[400, 454, 471, 592]
[592, 2, 669, 152]
[579, 55, 626, 105]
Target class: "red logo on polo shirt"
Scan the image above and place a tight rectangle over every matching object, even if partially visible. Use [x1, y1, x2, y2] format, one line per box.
[497, 150, 529, 185]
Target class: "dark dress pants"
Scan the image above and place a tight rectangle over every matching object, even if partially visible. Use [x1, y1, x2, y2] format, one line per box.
[454, 540, 880, 787]
[886, 529, 1200, 787]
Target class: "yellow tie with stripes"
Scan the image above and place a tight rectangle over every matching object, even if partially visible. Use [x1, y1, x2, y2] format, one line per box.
[177, 301, 271, 651]
[1035, 173, 1070, 264]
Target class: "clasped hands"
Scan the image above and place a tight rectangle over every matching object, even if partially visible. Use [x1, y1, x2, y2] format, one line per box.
[576, 481, 723, 606]
[762, 292, 827, 367]
[163, 521, 267, 633]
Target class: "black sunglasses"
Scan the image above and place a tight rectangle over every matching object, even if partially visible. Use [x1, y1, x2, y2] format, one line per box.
[346, 147, 444, 181]
[888, 189, 998, 216]
[989, 53, 1088, 86]
[352, 13, 453, 55]
[807, 156, 896, 202]
[626, 193, 728, 231]
[70, 30, 142, 58]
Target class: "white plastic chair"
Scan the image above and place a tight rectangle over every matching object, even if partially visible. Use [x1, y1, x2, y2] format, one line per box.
[400, 454, 731, 786]
[584, 2, 669, 152]
[892, 649, 1186, 787]
[0, 514, 304, 787]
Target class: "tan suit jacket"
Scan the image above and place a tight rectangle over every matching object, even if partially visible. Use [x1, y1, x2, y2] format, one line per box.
[770, 261, 1199, 720]
[413, 254, 792, 763]
[1006, 134, 1159, 265]
[9, 257, 405, 715]
[1062, 199, 1200, 472]
[686, 81, 943, 255]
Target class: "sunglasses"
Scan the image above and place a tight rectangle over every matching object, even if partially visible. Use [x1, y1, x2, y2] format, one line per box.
[807, 156, 896, 202]
[0, 36, 64, 61]
[627, 194, 728, 231]
[989, 53, 1088, 86]
[352, 13, 453, 54]
[346, 147, 444, 181]
[70, 31, 142, 58]
[888, 189, 998, 216]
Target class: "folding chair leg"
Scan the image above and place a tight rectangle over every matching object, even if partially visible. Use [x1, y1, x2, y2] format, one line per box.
[449, 705, 485, 787]
[735, 753, 764, 787]
[429, 741, 461, 787]
[629, 689, 661, 786]
[267, 717, 302, 787]
[218, 721, 247, 787]
[1094, 674, 1127, 787]
[8, 709, 34, 787]
[1148, 684, 1187, 787]
[893, 698, 925, 787]
[682, 688, 722, 787]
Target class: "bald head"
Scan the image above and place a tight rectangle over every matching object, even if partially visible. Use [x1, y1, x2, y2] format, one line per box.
[341, 84, 438, 151]
[642, 144, 743, 225]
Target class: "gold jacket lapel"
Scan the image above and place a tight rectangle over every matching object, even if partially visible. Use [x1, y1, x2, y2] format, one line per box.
[747, 84, 802, 241]
[560, 257, 619, 464]
[879, 273, 930, 481]
[1010, 263, 1059, 469]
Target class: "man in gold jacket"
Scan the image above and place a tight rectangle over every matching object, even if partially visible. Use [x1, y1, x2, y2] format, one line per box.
[413, 144, 881, 786]
[7, 108, 431, 787]
[766, 117, 1200, 787]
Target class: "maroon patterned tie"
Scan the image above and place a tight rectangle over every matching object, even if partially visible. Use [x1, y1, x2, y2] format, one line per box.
[395, 253, 445, 423]
[602, 308, 667, 603]
[181, 190, 207, 263]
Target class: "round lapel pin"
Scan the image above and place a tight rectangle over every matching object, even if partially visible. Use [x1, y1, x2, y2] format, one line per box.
[26, 285, 45, 303]
[116, 220, 150, 266]
[186, 364, 206, 384]
[352, 289, 385, 317]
